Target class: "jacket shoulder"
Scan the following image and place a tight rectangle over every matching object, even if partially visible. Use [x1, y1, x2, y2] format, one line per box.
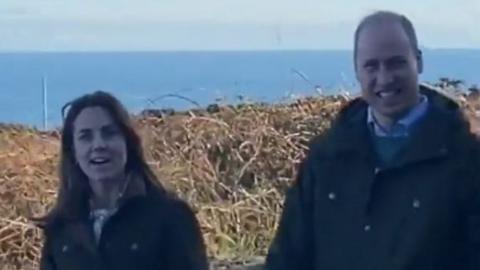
[145, 187, 197, 223]
[306, 98, 367, 159]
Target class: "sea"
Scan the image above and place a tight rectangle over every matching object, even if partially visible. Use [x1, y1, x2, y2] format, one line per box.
[0, 49, 479, 128]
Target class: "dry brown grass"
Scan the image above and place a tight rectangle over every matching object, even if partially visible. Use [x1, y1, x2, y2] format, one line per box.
[138, 96, 347, 258]
[1, 84, 479, 269]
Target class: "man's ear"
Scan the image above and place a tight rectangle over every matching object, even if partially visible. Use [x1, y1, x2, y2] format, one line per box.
[416, 49, 423, 74]
[354, 57, 360, 81]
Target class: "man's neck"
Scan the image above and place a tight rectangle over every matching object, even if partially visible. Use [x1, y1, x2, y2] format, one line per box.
[372, 111, 399, 133]
[373, 96, 422, 133]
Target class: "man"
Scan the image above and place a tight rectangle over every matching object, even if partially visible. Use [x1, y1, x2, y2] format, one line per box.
[265, 11, 480, 270]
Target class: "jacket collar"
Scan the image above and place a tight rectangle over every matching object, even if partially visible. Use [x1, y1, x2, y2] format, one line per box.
[367, 94, 429, 137]
[72, 172, 148, 254]
[321, 85, 465, 168]
[87, 171, 147, 217]
[118, 171, 147, 203]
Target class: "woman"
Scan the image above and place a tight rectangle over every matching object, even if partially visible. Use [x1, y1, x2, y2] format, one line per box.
[36, 91, 208, 270]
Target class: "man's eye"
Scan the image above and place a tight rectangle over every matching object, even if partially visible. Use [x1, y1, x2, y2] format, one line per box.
[391, 59, 407, 67]
[364, 63, 377, 72]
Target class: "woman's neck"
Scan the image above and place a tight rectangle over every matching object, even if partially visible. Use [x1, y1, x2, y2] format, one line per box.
[89, 174, 127, 210]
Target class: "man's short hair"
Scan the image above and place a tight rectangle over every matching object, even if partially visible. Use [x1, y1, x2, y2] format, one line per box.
[353, 11, 419, 64]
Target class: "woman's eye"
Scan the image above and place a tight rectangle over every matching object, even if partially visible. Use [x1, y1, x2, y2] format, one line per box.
[78, 132, 91, 141]
[103, 127, 119, 138]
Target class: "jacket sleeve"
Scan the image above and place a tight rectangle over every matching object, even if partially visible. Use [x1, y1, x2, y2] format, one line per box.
[466, 140, 480, 269]
[466, 178, 480, 269]
[265, 157, 316, 270]
[164, 199, 209, 270]
[39, 236, 57, 270]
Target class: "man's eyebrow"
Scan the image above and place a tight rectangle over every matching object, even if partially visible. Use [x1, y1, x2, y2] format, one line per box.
[363, 59, 378, 65]
[387, 55, 406, 60]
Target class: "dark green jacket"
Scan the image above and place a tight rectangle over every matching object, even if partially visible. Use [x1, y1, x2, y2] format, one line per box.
[39, 179, 208, 270]
[266, 87, 480, 270]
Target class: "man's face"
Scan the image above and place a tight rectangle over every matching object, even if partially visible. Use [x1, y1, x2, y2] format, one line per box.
[355, 21, 423, 120]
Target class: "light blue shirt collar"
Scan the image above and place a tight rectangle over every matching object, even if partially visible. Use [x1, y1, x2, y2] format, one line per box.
[367, 95, 429, 137]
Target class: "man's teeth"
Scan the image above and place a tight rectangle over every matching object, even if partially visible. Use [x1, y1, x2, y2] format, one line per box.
[378, 89, 399, 98]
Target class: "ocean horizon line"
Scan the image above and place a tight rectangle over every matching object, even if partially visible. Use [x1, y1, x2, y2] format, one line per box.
[0, 47, 479, 54]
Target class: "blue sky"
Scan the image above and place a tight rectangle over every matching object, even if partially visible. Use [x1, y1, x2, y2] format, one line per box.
[1, 0, 479, 51]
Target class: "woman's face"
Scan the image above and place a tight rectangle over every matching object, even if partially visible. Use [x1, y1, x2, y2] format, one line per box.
[72, 106, 127, 184]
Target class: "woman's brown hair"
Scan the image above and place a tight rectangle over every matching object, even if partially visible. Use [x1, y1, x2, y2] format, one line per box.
[35, 91, 163, 227]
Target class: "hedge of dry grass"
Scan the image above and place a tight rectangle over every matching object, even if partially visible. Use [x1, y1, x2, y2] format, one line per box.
[0, 85, 478, 269]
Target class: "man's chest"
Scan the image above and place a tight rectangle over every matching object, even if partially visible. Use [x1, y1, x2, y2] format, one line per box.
[309, 154, 467, 268]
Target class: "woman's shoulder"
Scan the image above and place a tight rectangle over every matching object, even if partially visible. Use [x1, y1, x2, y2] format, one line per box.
[144, 186, 198, 224]
[36, 216, 66, 240]
[151, 188, 194, 211]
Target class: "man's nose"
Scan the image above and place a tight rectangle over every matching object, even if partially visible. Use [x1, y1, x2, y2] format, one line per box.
[376, 66, 395, 86]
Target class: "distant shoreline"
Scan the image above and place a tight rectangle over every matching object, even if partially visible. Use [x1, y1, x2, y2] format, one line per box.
[1, 80, 477, 133]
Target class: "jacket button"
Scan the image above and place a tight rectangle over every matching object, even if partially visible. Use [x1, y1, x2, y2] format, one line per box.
[364, 225, 371, 232]
[131, 243, 139, 251]
[62, 245, 69, 253]
[328, 192, 336, 200]
[413, 199, 421, 209]
[374, 167, 381, 174]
